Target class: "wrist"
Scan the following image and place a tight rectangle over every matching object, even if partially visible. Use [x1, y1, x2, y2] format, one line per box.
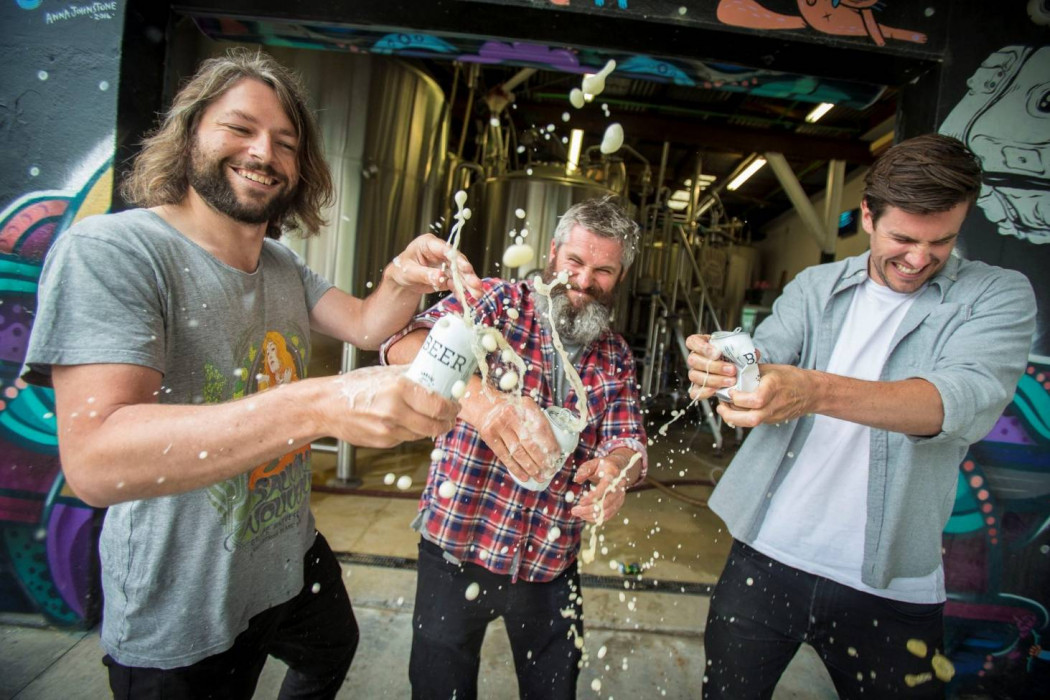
[292, 377, 332, 440]
[807, 369, 832, 417]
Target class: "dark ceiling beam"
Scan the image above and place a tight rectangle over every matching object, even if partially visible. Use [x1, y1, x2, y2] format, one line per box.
[172, 0, 937, 87]
[516, 103, 875, 165]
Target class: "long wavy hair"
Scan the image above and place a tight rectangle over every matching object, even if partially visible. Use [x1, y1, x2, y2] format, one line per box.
[120, 47, 333, 239]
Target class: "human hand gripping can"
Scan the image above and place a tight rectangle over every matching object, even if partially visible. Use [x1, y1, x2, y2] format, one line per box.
[404, 314, 479, 399]
[510, 406, 581, 492]
[709, 328, 760, 403]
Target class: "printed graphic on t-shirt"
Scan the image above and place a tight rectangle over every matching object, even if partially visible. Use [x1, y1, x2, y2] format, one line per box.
[206, 330, 311, 552]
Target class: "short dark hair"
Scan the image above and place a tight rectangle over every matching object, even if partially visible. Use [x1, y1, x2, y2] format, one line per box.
[863, 134, 982, 225]
[552, 196, 640, 269]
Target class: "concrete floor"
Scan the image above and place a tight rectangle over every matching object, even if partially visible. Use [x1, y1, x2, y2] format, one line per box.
[2, 417, 839, 699]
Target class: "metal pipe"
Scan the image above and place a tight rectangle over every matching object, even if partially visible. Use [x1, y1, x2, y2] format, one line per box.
[501, 67, 537, 93]
[764, 152, 830, 255]
[822, 159, 846, 260]
[335, 342, 361, 485]
[455, 64, 478, 160]
[655, 142, 670, 205]
[641, 294, 660, 398]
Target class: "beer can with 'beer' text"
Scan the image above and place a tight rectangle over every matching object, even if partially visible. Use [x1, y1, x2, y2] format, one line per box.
[405, 314, 479, 399]
[709, 328, 760, 402]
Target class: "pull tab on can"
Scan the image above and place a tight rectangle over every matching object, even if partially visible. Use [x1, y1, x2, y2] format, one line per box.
[709, 328, 760, 403]
[405, 314, 478, 399]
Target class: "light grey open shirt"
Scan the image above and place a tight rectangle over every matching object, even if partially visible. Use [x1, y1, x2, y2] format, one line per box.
[708, 252, 1036, 588]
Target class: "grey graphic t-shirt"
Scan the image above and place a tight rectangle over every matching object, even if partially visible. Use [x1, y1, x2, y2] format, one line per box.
[26, 209, 334, 668]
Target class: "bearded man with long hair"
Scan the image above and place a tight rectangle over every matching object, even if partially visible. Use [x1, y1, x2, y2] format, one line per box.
[26, 48, 481, 698]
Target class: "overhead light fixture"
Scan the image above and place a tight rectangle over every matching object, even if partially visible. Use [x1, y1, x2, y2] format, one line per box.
[667, 189, 690, 211]
[566, 129, 584, 174]
[805, 102, 835, 123]
[684, 175, 717, 189]
[726, 157, 766, 191]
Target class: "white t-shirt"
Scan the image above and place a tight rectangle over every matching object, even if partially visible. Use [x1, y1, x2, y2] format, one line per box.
[752, 278, 945, 603]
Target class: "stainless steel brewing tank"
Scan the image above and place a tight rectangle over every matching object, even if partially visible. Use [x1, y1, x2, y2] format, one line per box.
[466, 166, 616, 279]
[354, 60, 449, 296]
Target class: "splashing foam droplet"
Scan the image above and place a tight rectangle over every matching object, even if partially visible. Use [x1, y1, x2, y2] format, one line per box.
[502, 244, 535, 269]
[499, 372, 519, 391]
[438, 480, 456, 499]
[601, 123, 624, 154]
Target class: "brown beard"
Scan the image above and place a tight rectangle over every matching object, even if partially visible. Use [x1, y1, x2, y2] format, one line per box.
[188, 137, 296, 225]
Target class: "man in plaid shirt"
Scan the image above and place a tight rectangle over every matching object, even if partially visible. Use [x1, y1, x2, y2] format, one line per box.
[383, 198, 647, 699]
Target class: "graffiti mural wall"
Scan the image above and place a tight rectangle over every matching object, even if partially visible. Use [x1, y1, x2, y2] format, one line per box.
[936, 3, 1050, 698]
[0, 0, 125, 626]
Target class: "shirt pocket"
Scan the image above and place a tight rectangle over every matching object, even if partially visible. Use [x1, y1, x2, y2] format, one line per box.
[893, 302, 971, 372]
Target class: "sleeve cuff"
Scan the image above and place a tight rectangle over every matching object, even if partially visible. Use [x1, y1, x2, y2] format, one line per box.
[598, 438, 649, 482]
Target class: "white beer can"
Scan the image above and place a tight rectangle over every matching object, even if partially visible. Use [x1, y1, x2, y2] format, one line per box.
[709, 328, 760, 402]
[510, 406, 581, 492]
[405, 314, 478, 399]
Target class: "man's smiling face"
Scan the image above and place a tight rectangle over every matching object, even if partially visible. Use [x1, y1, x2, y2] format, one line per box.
[188, 78, 299, 225]
[863, 200, 968, 294]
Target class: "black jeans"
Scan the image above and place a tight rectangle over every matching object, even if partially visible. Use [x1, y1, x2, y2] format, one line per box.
[703, 540, 946, 699]
[104, 532, 358, 700]
[409, 538, 583, 700]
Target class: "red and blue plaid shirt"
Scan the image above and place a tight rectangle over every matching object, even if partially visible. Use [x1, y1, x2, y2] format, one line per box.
[381, 278, 647, 582]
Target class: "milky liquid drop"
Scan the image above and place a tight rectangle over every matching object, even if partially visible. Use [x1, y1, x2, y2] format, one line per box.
[600, 123, 624, 154]
[481, 331, 499, 353]
[569, 88, 585, 109]
[502, 243, 535, 269]
[499, 371, 519, 391]
[581, 59, 616, 97]
[465, 582, 480, 601]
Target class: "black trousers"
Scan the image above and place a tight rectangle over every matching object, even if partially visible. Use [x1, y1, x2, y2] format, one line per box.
[703, 540, 947, 699]
[409, 538, 583, 700]
[104, 532, 358, 700]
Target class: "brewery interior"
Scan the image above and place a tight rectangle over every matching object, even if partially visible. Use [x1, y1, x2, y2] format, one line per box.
[5, 4, 916, 697]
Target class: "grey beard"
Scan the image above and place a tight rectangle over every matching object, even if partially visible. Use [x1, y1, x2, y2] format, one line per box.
[535, 290, 610, 346]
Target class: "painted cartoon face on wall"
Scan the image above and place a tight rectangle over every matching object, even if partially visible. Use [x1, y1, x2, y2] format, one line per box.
[940, 45, 1050, 245]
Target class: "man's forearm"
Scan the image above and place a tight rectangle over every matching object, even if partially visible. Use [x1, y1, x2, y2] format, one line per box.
[355, 265, 425, 347]
[810, 371, 944, 436]
[384, 328, 427, 365]
[56, 376, 329, 507]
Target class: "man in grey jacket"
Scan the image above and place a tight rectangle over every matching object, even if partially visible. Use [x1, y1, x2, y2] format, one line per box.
[686, 134, 1036, 699]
